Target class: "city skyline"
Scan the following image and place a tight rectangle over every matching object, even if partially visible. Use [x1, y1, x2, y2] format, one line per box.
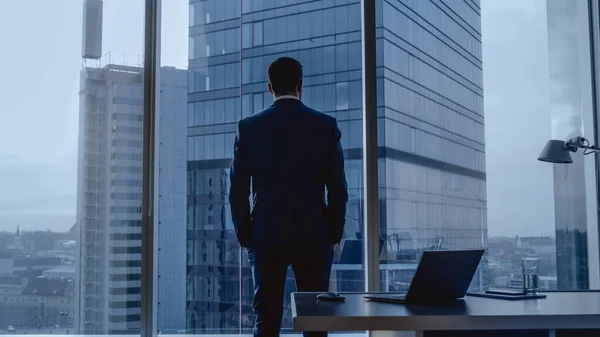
[0, 0, 582, 237]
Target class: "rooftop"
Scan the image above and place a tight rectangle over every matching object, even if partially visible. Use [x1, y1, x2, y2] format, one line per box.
[21, 277, 70, 297]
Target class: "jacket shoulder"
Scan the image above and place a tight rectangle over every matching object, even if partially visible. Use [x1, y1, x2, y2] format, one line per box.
[239, 105, 276, 125]
[303, 105, 337, 126]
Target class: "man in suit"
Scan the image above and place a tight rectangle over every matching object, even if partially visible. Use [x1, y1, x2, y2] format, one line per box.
[229, 57, 348, 337]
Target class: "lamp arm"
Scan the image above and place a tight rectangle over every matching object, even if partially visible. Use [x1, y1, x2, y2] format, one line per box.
[566, 136, 600, 155]
[583, 146, 600, 155]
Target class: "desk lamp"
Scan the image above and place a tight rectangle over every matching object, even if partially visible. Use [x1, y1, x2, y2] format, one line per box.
[538, 136, 599, 164]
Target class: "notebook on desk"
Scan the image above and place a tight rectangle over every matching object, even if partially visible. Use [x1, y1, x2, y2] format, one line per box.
[467, 291, 547, 300]
[364, 249, 484, 305]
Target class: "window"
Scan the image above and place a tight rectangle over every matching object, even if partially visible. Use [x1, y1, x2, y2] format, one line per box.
[214, 30, 225, 55]
[1, 0, 147, 333]
[253, 21, 263, 46]
[373, 0, 600, 296]
[214, 99, 225, 124]
[159, 1, 366, 334]
[242, 0, 251, 14]
[188, 37, 194, 59]
[336, 82, 349, 111]
[242, 23, 252, 49]
[253, 93, 263, 114]
[225, 98, 237, 123]
[242, 58, 250, 84]
[225, 28, 237, 54]
[189, 3, 195, 27]
[8, 0, 596, 337]
[242, 94, 252, 118]
[188, 137, 194, 161]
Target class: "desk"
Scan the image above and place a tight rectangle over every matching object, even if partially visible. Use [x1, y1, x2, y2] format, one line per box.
[292, 292, 600, 337]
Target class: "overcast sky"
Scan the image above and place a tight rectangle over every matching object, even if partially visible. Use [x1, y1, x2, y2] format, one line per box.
[0, 0, 186, 232]
[0, 0, 587, 237]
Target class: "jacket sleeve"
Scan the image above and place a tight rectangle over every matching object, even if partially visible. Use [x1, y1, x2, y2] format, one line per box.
[325, 120, 349, 245]
[229, 121, 253, 248]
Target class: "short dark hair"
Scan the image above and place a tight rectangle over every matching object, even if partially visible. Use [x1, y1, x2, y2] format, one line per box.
[267, 57, 303, 95]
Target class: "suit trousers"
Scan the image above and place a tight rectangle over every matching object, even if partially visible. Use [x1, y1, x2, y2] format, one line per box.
[248, 246, 334, 337]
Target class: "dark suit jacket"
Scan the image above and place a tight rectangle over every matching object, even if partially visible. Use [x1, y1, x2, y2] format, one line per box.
[229, 98, 348, 252]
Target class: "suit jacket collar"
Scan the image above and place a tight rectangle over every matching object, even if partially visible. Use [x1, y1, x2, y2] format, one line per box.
[272, 97, 303, 107]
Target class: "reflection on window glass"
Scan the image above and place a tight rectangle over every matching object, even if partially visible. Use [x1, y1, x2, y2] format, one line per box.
[323, 84, 336, 112]
[264, 19, 275, 45]
[242, 94, 252, 119]
[205, 33, 213, 57]
[286, 14, 298, 41]
[253, 93, 263, 114]
[188, 37, 194, 59]
[242, 23, 252, 49]
[226, 28, 237, 54]
[215, 65, 224, 90]
[215, 30, 225, 55]
[205, 101, 215, 125]
[225, 98, 237, 123]
[242, 59, 250, 84]
[336, 82, 349, 111]
[253, 21, 263, 46]
[188, 137, 194, 161]
[349, 81, 362, 109]
[189, 3, 195, 26]
[215, 99, 225, 124]
[242, 0, 250, 14]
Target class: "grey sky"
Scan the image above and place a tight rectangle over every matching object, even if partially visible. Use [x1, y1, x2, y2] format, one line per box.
[0, 0, 580, 237]
[0, 0, 186, 232]
[482, 0, 556, 237]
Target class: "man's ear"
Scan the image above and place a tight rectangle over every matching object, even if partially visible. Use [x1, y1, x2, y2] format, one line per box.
[268, 82, 274, 94]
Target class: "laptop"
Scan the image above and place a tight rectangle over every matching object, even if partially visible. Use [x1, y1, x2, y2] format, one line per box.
[364, 249, 484, 304]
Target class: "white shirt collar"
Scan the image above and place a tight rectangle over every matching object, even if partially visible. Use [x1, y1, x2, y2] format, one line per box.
[274, 95, 299, 101]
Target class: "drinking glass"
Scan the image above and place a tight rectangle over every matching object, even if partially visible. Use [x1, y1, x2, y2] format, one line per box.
[522, 257, 540, 294]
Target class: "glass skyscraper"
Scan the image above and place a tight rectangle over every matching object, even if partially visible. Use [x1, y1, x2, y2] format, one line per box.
[186, 0, 484, 333]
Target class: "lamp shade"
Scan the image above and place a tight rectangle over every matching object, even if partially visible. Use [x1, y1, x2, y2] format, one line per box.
[538, 140, 573, 164]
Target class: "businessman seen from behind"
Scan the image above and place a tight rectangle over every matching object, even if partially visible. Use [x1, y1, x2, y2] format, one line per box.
[229, 57, 348, 337]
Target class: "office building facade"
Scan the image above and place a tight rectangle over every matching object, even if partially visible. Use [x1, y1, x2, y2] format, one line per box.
[186, 0, 484, 333]
[75, 64, 187, 334]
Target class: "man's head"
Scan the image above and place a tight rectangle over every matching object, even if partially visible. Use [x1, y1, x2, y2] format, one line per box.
[267, 57, 303, 99]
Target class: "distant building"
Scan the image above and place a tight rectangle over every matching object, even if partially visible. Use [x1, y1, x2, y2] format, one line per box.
[12, 257, 63, 279]
[0, 277, 74, 330]
[0, 259, 11, 278]
[43, 266, 76, 280]
[75, 64, 188, 334]
[492, 275, 558, 291]
[517, 236, 556, 255]
[5, 225, 23, 254]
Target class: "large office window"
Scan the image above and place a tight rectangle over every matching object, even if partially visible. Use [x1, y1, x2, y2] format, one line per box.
[0, 0, 146, 335]
[4, 1, 600, 337]
[376, 0, 599, 293]
[171, 0, 365, 334]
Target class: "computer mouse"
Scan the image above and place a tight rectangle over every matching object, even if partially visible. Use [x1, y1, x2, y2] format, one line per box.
[316, 292, 346, 302]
